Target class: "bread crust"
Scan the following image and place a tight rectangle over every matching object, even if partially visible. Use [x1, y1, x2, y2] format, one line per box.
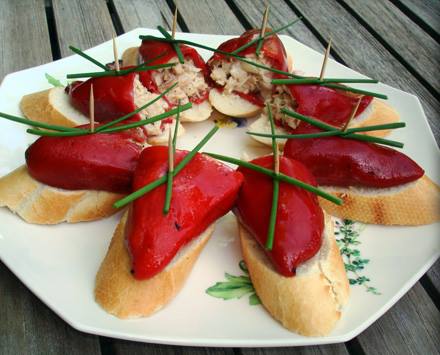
[319, 175, 440, 225]
[239, 213, 349, 337]
[20, 87, 88, 127]
[121, 47, 139, 67]
[95, 211, 214, 318]
[0, 166, 123, 224]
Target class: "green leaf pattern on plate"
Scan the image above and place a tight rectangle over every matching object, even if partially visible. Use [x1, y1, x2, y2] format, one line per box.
[45, 73, 64, 88]
[206, 261, 261, 305]
[335, 219, 381, 295]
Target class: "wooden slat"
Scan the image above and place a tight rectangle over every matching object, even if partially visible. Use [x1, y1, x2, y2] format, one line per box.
[112, 0, 176, 32]
[0, 1, 101, 354]
[241, 344, 349, 355]
[343, 0, 440, 94]
[233, 0, 325, 53]
[110, 342, 235, 355]
[177, 0, 243, 34]
[288, 0, 439, 142]
[397, 0, 440, 35]
[0, 263, 101, 355]
[356, 283, 440, 354]
[426, 259, 440, 296]
[52, 0, 115, 57]
[0, 0, 52, 80]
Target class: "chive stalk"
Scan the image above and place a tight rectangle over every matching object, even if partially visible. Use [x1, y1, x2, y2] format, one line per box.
[205, 152, 342, 205]
[266, 104, 279, 251]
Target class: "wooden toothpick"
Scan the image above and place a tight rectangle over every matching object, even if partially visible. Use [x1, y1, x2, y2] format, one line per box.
[260, 2, 270, 38]
[342, 96, 363, 131]
[319, 38, 332, 80]
[89, 84, 95, 133]
[172, 5, 178, 39]
[112, 35, 120, 72]
[274, 143, 280, 174]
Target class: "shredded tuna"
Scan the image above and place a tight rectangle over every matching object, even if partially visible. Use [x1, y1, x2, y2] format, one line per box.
[210, 54, 273, 98]
[153, 59, 208, 105]
[133, 76, 169, 136]
[267, 86, 298, 130]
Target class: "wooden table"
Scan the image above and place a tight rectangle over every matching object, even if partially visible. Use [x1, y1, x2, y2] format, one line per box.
[1, 1, 439, 354]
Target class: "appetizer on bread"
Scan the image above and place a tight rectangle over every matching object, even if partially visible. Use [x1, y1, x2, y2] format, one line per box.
[122, 39, 212, 122]
[249, 84, 398, 147]
[234, 155, 349, 336]
[207, 29, 290, 118]
[95, 146, 243, 318]
[284, 136, 440, 225]
[0, 127, 146, 224]
[21, 71, 182, 145]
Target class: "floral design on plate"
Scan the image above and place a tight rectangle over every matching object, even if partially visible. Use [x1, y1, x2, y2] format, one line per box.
[334, 218, 380, 295]
[206, 260, 261, 305]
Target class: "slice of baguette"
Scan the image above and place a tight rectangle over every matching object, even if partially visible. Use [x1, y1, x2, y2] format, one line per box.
[239, 213, 349, 337]
[0, 165, 123, 224]
[95, 211, 214, 318]
[122, 46, 139, 67]
[20, 87, 89, 128]
[248, 98, 399, 148]
[318, 175, 440, 225]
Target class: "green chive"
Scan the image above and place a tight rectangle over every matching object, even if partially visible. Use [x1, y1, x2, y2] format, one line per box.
[0, 112, 83, 132]
[266, 104, 278, 251]
[69, 46, 110, 71]
[271, 78, 379, 85]
[163, 102, 181, 214]
[99, 103, 192, 134]
[281, 108, 404, 148]
[205, 152, 342, 205]
[96, 82, 178, 132]
[321, 83, 388, 100]
[247, 122, 405, 139]
[66, 63, 175, 79]
[157, 25, 185, 64]
[113, 124, 219, 209]
[231, 17, 302, 55]
[26, 103, 192, 137]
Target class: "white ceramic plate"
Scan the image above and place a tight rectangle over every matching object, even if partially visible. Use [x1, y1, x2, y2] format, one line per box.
[0, 28, 439, 347]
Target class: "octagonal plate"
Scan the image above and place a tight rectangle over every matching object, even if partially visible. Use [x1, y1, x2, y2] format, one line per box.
[0, 28, 439, 347]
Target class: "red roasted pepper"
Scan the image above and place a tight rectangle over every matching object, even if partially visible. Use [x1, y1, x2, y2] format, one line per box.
[68, 69, 168, 123]
[284, 137, 424, 188]
[235, 155, 324, 277]
[285, 85, 373, 132]
[25, 126, 146, 193]
[128, 146, 243, 280]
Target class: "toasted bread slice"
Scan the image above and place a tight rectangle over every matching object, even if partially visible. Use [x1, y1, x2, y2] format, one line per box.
[318, 175, 440, 225]
[122, 46, 139, 67]
[0, 165, 123, 224]
[20, 87, 89, 128]
[95, 211, 214, 318]
[239, 213, 349, 336]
